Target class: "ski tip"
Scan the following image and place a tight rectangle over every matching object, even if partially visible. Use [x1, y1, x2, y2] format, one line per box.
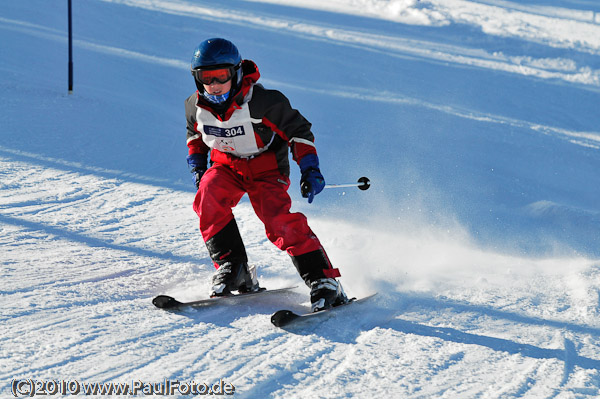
[271, 309, 299, 328]
[152, 295, 182, 309]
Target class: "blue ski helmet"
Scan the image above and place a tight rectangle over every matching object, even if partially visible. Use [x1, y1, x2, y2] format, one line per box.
[191, 38, 241, 70]
[191, 38, 243, 95]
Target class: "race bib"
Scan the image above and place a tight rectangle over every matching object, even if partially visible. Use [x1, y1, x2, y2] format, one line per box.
[204, 125, 246, 138]
[195, 88, 263, 157]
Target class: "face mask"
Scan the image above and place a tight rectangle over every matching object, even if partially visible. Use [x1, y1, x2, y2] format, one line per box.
[203, 91, 230, 104]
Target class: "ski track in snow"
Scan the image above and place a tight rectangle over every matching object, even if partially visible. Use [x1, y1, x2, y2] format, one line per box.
[2, 154, 600, 397]
[3, 0, 600, 397]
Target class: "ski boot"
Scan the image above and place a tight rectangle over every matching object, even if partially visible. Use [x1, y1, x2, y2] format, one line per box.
[309, 278, 348, 312]
[210, 262, 262, 297]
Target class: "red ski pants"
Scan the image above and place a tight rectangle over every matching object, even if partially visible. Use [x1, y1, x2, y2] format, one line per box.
[193, 163, 324, 258]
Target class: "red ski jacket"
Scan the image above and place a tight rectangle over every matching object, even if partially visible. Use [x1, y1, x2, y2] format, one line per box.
[185, 60, 318, 180]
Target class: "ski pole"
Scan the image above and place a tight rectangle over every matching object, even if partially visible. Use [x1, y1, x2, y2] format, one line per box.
[324, 176, 371, 191]
[301, 177, 370, 196]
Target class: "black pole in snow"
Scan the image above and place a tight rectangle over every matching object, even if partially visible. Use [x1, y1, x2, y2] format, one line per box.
[68, 0, 73, 93]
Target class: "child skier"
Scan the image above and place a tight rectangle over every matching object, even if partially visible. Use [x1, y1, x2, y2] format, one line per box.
[184, 38, 348, 312]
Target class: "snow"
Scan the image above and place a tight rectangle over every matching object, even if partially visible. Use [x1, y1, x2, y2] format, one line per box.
[2, 0, 600, 397]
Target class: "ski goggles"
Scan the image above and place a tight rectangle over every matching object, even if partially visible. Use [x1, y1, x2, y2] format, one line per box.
[191, 66, 235, 85]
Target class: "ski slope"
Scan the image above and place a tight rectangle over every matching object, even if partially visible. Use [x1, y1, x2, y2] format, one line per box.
[2, 0, 600, 397]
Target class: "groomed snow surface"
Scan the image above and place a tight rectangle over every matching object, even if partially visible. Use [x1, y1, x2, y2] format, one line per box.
[2, 0, 600, 397]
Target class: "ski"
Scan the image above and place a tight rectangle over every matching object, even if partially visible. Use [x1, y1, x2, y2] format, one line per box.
[270, 293, 377, 328]
[152, 286, 298, 309]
